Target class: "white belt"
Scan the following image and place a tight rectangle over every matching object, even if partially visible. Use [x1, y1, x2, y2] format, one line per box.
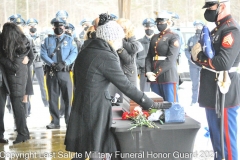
[153, 56, 167, 61]
[202, 66, 238, 73]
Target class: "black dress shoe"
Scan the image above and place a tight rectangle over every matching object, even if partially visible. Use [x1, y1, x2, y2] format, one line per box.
[46, 123, 60, 129]
[13, 139, 27, 144]
[0, 138, 8, 144]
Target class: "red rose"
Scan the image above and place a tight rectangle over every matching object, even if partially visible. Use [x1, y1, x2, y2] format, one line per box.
[122, 112, 129, 120]
[143, 111, 150, 118]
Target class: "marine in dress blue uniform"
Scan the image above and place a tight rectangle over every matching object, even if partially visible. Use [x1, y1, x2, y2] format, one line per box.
[185, 20, 204, 105]
[41, 18, 77, 129]
[192, 1, 240, 159]
[145, 11, 180, 102]
[26, 18, 49, 108]
[137, 18, 155, 92]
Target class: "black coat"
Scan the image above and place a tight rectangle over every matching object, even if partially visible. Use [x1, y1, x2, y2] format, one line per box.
[137, 35, 151, 69]
[0, 63, 10, 94]
[193, 15, 240, 108]
[65, 38, 153, 155]
[118, 36, 143, 86]
[145, 29, 180, 83]
[0, 36, 30, 97]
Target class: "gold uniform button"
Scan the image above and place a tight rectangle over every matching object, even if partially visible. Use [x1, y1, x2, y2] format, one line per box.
[215, 28, 218, 31]
[204, 60, 207, 63]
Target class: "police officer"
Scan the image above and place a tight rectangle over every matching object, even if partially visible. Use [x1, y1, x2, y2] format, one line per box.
[137, 18, 155, 92]
[8, 14, 21, 22]
[145, 11, 180, 102]
[167, 11, 185, 85]
[65, 23, 82, 51]
[13, 17, 35, 117]
[41, 18, 77, 129]
[79, 18, 92, 44]
[56, 10, 68, 21]
[185, 20, 204, 106]
[191, 0, 240, 159]
[26, 18, 49, 108]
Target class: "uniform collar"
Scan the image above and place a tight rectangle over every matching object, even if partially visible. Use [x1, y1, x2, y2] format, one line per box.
[215, 14, 232, 27]
[56, 34, 65, 40]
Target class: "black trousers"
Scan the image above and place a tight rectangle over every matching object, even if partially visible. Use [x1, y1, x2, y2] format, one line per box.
[0, 86, 7, 139]
[46, 71, 72, 125]
[10, 96, 29, 140]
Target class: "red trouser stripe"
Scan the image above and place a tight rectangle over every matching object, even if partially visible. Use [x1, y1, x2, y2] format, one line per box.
[224, 108, 232, 160]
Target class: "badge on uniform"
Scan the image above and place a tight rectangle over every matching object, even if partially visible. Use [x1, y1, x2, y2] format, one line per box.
[72, 41, 77, 47]
[222, 33, 234, 48]
[63, 41, 68, 46]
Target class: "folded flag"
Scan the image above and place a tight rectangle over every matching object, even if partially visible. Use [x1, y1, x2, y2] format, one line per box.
[200, 26, 215, 59]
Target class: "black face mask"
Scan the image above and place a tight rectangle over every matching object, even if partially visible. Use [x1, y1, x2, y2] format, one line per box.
[157, 23, 167, 32]
[84, 26, 89, 31]
[30, 27, 37, 33]
[204, 5, 220, 22]
[145, 29, 154, 36]
[54, 27, 64, 35]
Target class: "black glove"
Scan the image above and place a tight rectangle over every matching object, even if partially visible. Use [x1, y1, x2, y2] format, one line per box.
[55, 62, 65, 71]
[152, 101, 172, 109]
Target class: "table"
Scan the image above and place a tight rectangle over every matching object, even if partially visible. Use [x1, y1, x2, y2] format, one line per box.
[111, 107, 201, 160]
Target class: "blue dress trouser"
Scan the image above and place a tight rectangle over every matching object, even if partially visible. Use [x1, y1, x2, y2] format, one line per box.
[189, 66, 201, 103]
[150, 83, 178, 102]
[205, 106, 239, 160]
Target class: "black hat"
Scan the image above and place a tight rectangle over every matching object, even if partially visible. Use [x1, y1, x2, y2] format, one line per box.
[202, 0, 229, 9]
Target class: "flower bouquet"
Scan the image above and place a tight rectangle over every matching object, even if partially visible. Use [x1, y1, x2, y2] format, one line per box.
[122, 106, 159, 131]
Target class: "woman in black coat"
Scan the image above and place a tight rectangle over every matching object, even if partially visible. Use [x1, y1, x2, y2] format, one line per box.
[0, 22, 30, 144]
[65, 14, 162, 160]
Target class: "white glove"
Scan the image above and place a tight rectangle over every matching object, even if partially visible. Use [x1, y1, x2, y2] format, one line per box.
[146, 72, 156, 82]
[191, 43, 202, 61]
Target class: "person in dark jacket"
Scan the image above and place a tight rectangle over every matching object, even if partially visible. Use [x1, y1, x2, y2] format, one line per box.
[0, 22, 30, 144]
[145, 11, 180, 102]
[191, 1, 240, 159]
[137, 18, 156, 92]
[64, 13, 165, 160]
[0, 62, 10, 144]
[108, 18, 143, 106]
[13, 17, 35, 117]
[185, 20, 204, 106]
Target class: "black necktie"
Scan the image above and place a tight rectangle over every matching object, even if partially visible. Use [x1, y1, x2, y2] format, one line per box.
[56, 38, 62, 63]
